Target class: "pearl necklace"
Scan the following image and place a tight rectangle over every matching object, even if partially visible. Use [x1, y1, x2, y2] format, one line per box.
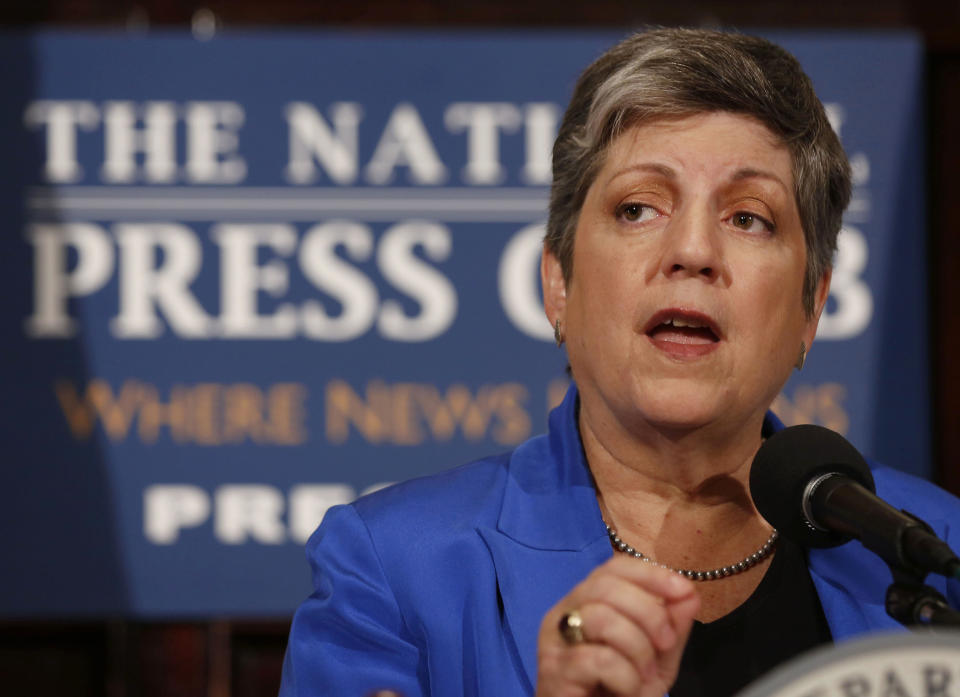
[605, 523, 778, 581]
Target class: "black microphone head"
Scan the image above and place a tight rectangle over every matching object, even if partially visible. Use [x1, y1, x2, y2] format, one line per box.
[750, 424, 875, 548]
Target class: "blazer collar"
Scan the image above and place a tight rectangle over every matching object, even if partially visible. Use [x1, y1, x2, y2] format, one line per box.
[497, 384, 607, 551]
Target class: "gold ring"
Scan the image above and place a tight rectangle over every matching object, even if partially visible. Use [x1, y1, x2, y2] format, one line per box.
[558, 610, 585, 644]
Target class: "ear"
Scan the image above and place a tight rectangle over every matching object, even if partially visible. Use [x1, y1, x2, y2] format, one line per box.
[541, 243, 568, 327]
[802, 268, 832, 348]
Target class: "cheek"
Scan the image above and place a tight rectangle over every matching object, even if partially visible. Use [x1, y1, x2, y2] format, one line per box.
[739, 261, 807, 343]
[573, 233, 650, 307]
[572, 261, 644, 334]
[570, 243, 617, 309]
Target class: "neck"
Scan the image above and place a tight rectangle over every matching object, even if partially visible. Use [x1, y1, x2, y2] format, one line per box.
[579, 402, 766, 498]
[579, 403, 773, 571]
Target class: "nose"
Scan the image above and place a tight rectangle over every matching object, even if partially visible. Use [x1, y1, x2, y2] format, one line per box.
[659, 204, 724, 282]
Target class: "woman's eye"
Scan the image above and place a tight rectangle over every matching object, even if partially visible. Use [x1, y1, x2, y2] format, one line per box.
[729, 212, 774, 234]
[618, 203, 658, 223]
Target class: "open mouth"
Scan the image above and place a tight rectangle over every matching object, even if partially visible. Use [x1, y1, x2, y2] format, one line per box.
[645, 311, 721, 346]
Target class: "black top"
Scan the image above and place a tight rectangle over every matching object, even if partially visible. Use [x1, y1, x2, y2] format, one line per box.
[669, 536, 833, 697]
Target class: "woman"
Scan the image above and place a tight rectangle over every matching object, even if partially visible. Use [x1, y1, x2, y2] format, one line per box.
[279, 28, 960, 697]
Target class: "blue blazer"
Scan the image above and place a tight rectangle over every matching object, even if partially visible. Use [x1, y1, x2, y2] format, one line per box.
[280, 387, 960, 697]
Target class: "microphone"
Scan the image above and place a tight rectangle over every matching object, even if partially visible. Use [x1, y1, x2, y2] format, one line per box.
[750, 424, 960, 580]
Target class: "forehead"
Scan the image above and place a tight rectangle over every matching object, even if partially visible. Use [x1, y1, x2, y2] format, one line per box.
[597, 112, 794, 188]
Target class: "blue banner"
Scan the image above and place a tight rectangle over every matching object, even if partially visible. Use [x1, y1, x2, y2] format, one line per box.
[0, 30, 926, 616]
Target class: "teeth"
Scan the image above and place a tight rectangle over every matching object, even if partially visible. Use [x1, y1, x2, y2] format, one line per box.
[668, 317, 704, 329]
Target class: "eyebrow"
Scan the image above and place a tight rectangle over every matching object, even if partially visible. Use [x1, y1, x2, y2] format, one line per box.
[606, 163, 676, 184]
[606, 164, 790, 192]
[730, 168, 789, 191]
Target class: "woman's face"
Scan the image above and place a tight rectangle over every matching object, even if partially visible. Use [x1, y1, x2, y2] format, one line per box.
[543, 111, 829, 436]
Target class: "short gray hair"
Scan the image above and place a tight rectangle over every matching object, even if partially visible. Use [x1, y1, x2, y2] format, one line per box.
[545, 28, 851, 315]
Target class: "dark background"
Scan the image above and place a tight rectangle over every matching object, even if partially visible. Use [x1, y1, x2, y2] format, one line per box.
[2, 2, 958, 695]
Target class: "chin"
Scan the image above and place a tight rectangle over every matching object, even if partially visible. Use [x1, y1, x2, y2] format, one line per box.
[639, 409, 716, 434]
[622, 384, 724, 433]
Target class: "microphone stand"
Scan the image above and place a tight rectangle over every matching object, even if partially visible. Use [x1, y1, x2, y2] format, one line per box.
[871, 507, 960, 628]
[885, 566, 960, 628]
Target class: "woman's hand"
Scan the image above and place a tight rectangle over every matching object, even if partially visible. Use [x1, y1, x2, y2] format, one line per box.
[535, 555, 700, 697]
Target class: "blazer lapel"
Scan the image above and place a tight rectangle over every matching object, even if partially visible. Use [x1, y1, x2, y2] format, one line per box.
[478, 385, 612, 687]
[478, 528, 611, 687]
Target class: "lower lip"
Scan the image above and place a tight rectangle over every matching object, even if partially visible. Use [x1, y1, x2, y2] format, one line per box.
[647, 335, 720, 359]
